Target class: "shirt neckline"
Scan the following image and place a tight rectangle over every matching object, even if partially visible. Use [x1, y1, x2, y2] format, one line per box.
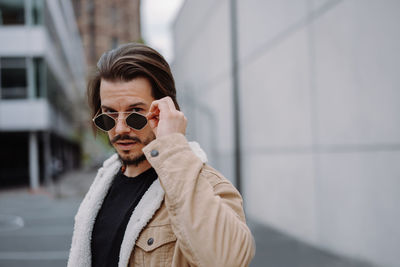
[119, 167, 157, 181]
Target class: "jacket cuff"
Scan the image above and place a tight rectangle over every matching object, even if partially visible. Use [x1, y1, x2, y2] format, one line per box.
[142, 133, 204, 204]
[142, 133, 192, 170]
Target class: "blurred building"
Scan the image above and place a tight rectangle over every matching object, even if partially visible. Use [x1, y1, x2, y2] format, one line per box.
[173, 0, 400, 267]
[0, 0, 86, 189]
[67, 0, 142, 169]
[71, 0, 141, 69]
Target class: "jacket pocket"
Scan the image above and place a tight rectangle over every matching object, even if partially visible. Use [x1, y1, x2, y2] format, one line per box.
[133, 224, 177, 266]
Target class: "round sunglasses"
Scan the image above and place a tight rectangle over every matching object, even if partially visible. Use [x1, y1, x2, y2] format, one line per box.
[92, 111, 148, 132]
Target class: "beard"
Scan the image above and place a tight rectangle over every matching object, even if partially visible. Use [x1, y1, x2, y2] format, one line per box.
[118, 153, 147, 167]
[111, 132, 156, 167]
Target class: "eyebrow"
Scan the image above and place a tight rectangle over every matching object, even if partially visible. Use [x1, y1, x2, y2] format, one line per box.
[128, 102, 147, 108]
[101, 102, 147, 111]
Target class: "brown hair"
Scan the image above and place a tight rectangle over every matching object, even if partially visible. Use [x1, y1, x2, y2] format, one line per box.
[87, 43, 179, 121]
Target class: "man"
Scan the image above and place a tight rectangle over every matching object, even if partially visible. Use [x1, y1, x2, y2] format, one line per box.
[68, 43, 255, 267]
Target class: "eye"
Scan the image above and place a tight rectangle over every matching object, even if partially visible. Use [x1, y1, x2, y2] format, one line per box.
[131, 108, 143, 112]
[102, 108, 113, 113]
[102, 110, 117, 118]
[107, 113, 118, 119]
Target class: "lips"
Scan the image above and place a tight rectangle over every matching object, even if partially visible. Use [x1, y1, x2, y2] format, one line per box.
[116, 141, 137, 150]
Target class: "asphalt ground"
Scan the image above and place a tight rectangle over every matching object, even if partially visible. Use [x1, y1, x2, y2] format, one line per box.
[0, 169, 375, 267]
[0, 169, 96, 267]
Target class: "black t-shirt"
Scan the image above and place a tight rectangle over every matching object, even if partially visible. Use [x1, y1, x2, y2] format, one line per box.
[91, 167, 158, 267]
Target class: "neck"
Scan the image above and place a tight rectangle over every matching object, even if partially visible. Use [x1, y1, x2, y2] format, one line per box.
[123, 159, 152, 178]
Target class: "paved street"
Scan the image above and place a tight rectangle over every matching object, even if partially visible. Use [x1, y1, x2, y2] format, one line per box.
[0, 170, 96, 267]
[0, 169, 375, 267]
[249, 221, 374, 267]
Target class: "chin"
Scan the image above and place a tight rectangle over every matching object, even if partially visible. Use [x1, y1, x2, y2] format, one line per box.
[115, 144, 141, 157]
[119, 149, 141, 160]
[117, 150, 147, 167]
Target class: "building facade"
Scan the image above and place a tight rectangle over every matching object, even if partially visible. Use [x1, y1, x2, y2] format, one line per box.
[71, 0, 141, 69]
[0, 0, 86, 189]
[172, 0, 400, 266]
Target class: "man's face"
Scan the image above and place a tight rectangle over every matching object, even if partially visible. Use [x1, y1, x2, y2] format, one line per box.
[99, 77, 156, 166]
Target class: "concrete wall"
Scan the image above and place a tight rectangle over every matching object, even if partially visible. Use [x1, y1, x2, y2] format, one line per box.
[173, 0, 235, 182]
[172, 0, 400, 266]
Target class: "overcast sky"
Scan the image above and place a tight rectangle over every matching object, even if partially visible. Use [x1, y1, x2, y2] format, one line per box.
[141, 0, 185, 63]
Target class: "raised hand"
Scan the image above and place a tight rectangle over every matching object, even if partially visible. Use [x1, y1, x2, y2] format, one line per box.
[146, 96, 187, 138]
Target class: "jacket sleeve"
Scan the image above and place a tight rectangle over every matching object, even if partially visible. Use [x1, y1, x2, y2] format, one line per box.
[143, 133, 255, 267]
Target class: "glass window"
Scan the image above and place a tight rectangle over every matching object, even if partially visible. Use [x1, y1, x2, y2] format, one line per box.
[32, 0, 44, 25]
[0, 0, 25, 25]
[34, 57, 46, 98]
[46, 68, 73, 122]
[0, 58, 27, 99]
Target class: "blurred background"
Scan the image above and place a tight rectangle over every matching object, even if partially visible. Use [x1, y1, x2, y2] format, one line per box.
[0, 0, 399, 266]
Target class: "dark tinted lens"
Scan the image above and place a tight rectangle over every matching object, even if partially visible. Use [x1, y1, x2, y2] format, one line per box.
[94, 114, 115, 131]
[126, 113, 147, 130]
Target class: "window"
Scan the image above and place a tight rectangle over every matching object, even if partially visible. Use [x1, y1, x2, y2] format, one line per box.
[0, 0, 25, 25]
[0, 58, 27, 99]
[46, 68, 73, 122]
[32, 0, 44, 25]
[34, 57, 46, 98]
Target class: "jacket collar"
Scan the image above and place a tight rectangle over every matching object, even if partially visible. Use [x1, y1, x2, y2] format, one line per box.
[68, 141, 207, 267]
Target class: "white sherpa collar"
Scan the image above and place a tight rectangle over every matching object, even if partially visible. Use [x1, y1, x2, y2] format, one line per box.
[68, 141, 207, 267]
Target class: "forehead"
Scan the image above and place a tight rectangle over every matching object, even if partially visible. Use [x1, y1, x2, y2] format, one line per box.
[99, 77, 154, 109]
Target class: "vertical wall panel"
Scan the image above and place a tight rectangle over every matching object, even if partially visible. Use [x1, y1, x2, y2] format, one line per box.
[173, 0, 400, 266]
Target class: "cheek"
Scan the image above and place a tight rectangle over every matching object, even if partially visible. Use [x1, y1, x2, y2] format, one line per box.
[143, 125, 154, 135]
[142, 125, 156, 140]
[134, 126, 152, 139]
[108, 131, 115, 142]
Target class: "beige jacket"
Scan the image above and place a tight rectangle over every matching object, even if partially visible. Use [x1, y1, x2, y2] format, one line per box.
[68, 133, 255, 267]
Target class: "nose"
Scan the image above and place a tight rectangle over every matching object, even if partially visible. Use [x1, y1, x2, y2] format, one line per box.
[114, 115, 131, 135]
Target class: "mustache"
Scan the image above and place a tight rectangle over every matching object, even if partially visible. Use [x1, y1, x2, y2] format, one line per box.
[111, 135, 142, 144]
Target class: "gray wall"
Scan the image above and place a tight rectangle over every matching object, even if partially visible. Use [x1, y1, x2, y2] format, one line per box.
[172, 0, 400, 266]
[173, 0, 235, 182]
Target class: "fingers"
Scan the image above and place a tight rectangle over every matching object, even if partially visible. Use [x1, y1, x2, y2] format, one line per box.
[149, 96, 175, 111]
[146, 110, 159, 120]
[148, 96, 177, 119]
[146, 96, 187, 138]
[165, 97, 176, 110]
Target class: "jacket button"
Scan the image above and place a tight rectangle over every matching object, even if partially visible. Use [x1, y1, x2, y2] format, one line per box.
[150, 150, 159, 157]
[147, 238, 154, 246]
